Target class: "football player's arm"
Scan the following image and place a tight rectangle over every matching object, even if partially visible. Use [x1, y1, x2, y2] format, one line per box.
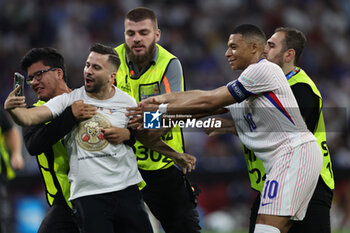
[151, 58, 184, 136]
[161, 58, 227, 119]
[139, 86, 236, 115]
[134, 59, 184, 137]
[128, 59, 227, 127]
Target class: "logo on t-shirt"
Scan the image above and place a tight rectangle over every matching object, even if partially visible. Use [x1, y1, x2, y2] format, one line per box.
[76, 113, 111, 151]
[143, 111, 161, 129]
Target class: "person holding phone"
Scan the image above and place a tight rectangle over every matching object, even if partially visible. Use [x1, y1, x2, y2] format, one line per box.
[14, 73, 25, 96]
[4, 43, 196, 233]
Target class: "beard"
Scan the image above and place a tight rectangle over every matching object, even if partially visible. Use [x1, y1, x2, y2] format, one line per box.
[85, 75, 105, 94]
[125, 40, 156, 67]
[270, 52, 284, 68]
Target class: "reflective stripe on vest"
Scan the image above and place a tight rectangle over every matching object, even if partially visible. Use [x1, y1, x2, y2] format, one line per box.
[243, 68, 334, 192]
[0, 127, 15, 180]
[34, 101, 72, 208]
[115, 44, 184, 170]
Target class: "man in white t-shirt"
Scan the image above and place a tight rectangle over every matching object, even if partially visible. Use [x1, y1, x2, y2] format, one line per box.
[135, 24, 323, 233]
[5, 43, 195, 233]
[6, 43, 153, 233]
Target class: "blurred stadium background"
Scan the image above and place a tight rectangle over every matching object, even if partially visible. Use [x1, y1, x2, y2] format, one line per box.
[1, 0, 349, 232]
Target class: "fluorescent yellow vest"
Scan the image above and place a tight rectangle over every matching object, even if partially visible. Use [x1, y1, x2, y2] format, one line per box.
[243, 68, 335, 192]
[34, 100, 72, 208]
[0, 128, 16, 180]
[115, 44, 184, 170]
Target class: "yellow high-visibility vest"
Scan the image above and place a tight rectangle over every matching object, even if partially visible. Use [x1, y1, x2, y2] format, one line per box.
[34, 100, 72, 208]
[0, 128, 16, 180]
[115, 44, 185, 170]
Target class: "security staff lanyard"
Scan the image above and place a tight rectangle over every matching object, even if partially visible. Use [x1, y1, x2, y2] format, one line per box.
[286, 67, 300, 80]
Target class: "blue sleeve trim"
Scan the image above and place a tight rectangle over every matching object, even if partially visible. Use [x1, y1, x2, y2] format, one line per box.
[226, 80, 253, 103]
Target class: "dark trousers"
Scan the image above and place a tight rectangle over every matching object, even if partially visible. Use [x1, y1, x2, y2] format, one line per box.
[249, 176, 333, 233]
[37, 201, 79, 233]
[71, 185, 153, 233]
[140, 166, 201, 233]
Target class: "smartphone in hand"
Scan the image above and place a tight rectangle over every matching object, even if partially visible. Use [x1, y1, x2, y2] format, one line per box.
[14, 72, 24, 96]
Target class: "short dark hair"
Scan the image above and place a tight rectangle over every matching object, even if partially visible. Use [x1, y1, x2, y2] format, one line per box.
[20, 47, 67, 82]
[90, 43, 121, 70]
[232, 24, 266, 45]
[275, 27, 306, 65]
[126, 7, 158, 29]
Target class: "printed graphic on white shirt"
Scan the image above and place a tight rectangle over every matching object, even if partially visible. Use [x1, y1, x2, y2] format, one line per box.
[76, 113, 111, 152]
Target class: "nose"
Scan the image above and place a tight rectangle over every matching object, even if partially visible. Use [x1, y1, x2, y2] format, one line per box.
[225, 48, 231, 57]
[84, 66, 92, 75]
[133, 33, 141, 43]
[30, 77, 40, 86]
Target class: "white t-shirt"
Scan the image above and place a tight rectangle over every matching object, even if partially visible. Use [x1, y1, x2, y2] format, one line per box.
[226, 59, 316, 172]
[44, 86, 142, 200]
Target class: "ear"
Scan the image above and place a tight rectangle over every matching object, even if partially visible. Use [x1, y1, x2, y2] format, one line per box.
[155, 29, 161, 43]
[285, 49, 295, 63]
[250, 42, 260, 55]
[57, 68, 64, 80]
[110, 72, 116, 84]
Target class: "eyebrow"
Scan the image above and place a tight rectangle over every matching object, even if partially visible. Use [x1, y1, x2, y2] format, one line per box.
[227, 41, 236, 47]
[126, 28, 150, 33]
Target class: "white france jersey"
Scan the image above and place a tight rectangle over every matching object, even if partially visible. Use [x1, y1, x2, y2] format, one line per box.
[44, 86, 142, 200]
[226, 59, 316, 172]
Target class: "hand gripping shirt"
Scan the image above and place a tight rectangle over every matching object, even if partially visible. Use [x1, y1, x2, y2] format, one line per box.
[226, 59, 316, 173]
[44, 86, 143, 200]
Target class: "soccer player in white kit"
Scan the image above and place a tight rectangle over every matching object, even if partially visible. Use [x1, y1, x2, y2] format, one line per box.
[136, 24, 323, 233]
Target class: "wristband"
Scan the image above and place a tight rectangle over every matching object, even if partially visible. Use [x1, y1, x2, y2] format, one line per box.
[158, 103, 168, 114]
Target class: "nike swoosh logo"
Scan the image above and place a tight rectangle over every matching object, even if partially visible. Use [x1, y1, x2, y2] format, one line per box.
[261, 202, 272, 206]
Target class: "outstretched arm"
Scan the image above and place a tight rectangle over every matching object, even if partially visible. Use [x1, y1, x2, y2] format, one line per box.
[139, 86, 236, 115]
[23, 106, 78, 155]
[4, 87, 53, 126]
[23, 100, 97, 155]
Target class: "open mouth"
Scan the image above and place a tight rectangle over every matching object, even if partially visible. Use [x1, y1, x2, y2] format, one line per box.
[85, 77, 94, 86]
